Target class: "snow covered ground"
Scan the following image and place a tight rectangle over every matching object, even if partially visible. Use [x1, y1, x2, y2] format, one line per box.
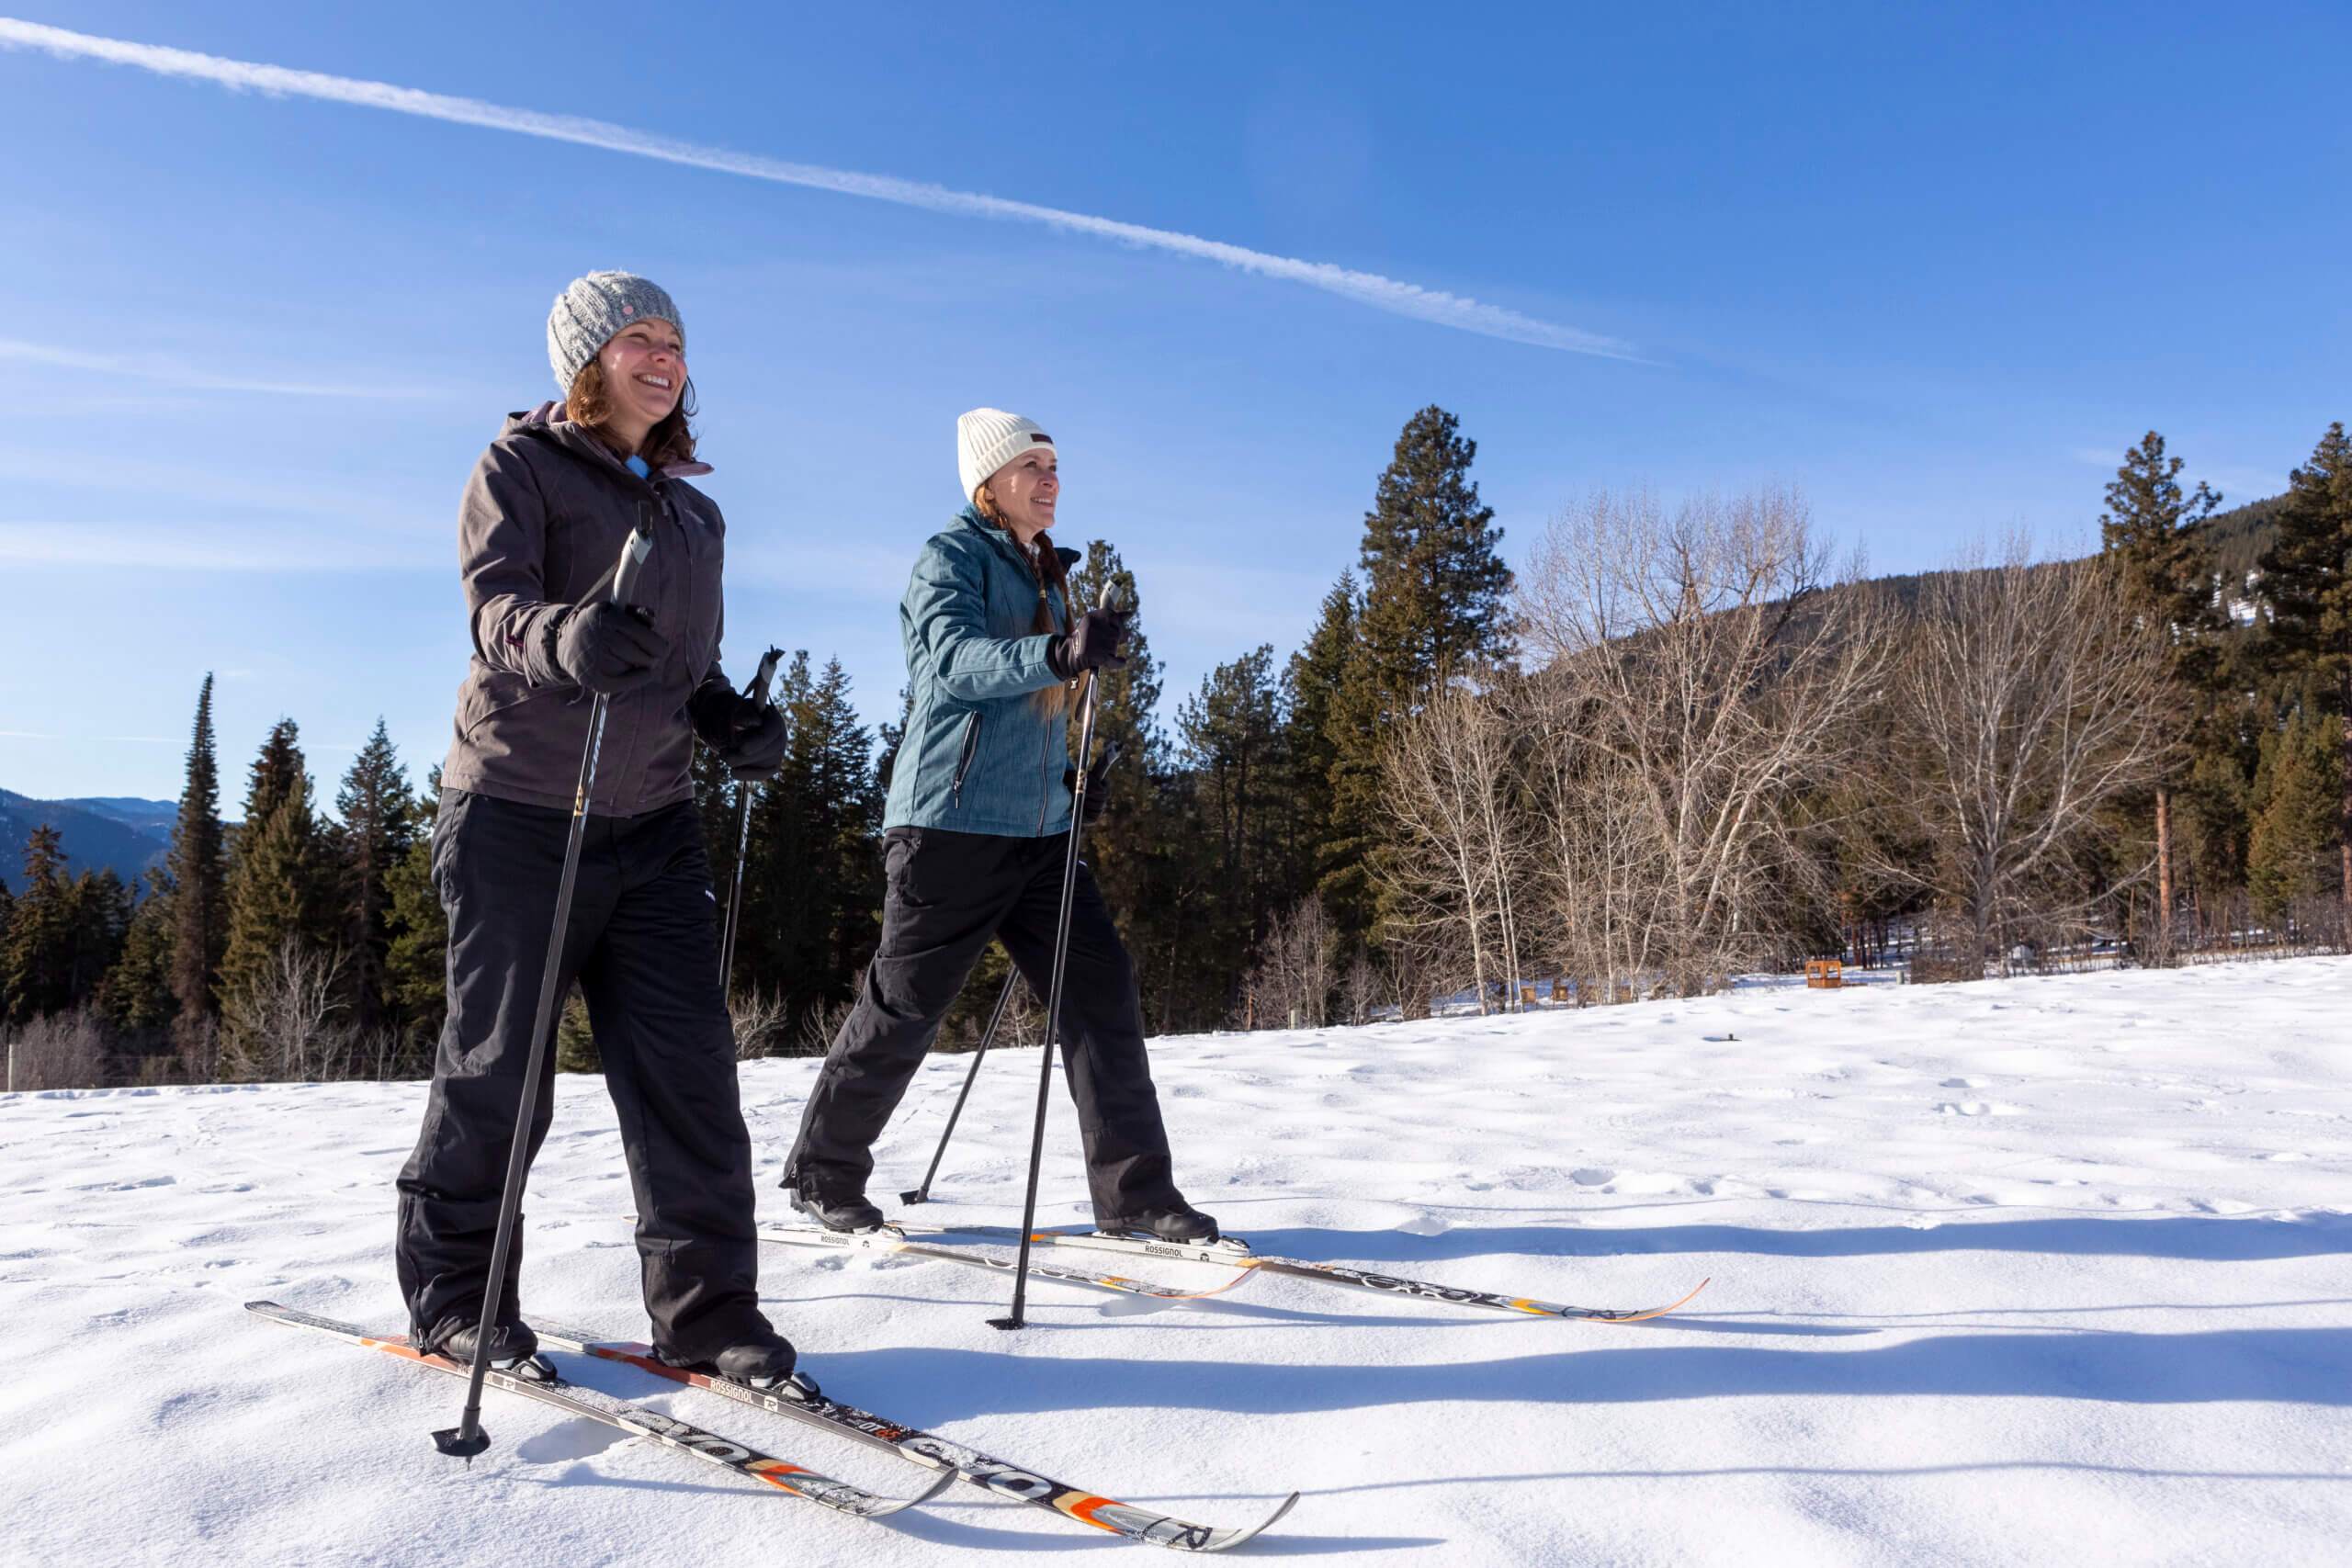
[5, 958, 2348, 1566]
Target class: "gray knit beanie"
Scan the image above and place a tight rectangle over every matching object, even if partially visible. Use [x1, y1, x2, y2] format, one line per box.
[547, 271, 684, 395]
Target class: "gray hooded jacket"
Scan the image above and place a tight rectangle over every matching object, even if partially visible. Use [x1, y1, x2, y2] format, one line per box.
[439, 403, 725, 816]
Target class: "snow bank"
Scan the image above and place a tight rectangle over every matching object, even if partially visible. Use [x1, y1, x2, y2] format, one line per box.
[5, 958, 2347, 1565]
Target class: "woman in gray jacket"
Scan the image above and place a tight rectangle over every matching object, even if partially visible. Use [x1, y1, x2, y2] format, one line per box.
[781, 409, 1215, 1245]
[395, 272, 797, 1387]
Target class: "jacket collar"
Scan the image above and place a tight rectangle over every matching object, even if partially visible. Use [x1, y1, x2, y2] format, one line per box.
[954, 503, 1081, 570]
[509, 400, 716, 486]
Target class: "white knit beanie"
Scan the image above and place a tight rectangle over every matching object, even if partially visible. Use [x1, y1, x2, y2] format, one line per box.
[956, 408, 1057, 503]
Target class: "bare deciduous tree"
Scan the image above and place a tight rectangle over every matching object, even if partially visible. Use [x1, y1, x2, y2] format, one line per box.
[220, 937, 348, 1082]
[729, 988, 793, 1060]
[1888, 539, 2168, 970]
[6, 1009, 107, 1091]
[1339, 948, 1380, 1025]
[1242, 896, 1336, 1028]
[1517, 487, 1885, 995]
[1379, 682, 1526, 1014]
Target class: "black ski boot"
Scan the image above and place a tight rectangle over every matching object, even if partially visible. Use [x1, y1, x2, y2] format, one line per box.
[433, 1319, 552, 1379]
[790, 1186, 887, 1234]
[1101, 1203, 1220, 1245]
[659, 1331, 808, 1393]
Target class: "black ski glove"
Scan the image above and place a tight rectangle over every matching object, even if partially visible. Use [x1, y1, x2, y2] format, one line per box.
[552, 602, 669, 695]
[1046, 607, 1130, 682]
[719, 707, 786, 782]
[689, 673, 788, 782]
[1061, 742, 1121, 827]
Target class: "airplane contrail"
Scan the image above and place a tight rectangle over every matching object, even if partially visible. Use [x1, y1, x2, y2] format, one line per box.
[0, 17, 1638, 361]
[0, 335, 430, 396]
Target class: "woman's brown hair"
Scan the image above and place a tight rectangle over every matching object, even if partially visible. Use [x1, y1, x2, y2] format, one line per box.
[565, 359, 698, 468]
[974, 483, 1072, 637]
[975, 482, 1075, 715]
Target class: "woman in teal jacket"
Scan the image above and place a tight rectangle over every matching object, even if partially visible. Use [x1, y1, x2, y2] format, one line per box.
[781, 409, 1215, 1243]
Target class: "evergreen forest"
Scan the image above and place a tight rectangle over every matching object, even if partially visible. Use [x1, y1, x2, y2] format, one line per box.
[6, 411, 2347, 1090]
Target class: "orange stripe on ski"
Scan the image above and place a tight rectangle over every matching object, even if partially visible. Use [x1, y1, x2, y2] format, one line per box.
[1091, 1268, 1254, 1301]
[1063, 1493, 1127, 1532]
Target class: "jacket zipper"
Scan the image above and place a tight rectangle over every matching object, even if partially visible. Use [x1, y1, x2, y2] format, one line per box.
[951, 712, 982, 809]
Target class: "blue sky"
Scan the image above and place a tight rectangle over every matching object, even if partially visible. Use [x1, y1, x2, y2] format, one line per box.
[2, 2, 2346, 807]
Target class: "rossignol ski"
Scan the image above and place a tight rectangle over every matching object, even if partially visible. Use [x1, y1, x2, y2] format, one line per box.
[530, 1322, 1298, 1552]
[755, 1220, 1250, 1302]
[246, 1303, 947, 1517]
[884, 1225, 1710, 1323]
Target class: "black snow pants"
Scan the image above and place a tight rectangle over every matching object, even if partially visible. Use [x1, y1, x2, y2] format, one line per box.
[783, 825, 1183, 1225]
[395, 788, 770, 1363]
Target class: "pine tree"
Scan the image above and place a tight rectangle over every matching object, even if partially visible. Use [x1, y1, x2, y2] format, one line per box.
[2101, 431, 2222, 631]
[96, 873, 179, 1038]
[2098, 431, 2222, 955]
[1063, 541, 1188, 1026]
[167, 676, 227, 1038]
[5, 828, 130, 1025]
[331, 720, 416, 1035]
[1067, 541, 1166, 789]
[734, 655, 882, 1044]
[217, 719, 336, 1024]
[382, 766, 447, 1055]
[2246, 697, 2342, 920]
[1283, 574, 1357, 919]
[2256, 422, 2352, 911]
[1175, 645, 1290, 1017]
[6, 826, 74, 1023]
[693, 719, 740, 915]
[1325, 407, 1514, 942]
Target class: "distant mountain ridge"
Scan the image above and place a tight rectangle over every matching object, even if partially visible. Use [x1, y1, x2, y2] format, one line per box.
[0, 789, 178, 889]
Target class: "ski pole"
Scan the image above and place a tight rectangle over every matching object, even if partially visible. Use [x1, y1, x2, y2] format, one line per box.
[989, 581, 1118, 1331]
[900, 743, 1115, 1209]
[898, 967, 1021, 1208]
[717, 646, 785, 995]
[434, 516, 655, 1461]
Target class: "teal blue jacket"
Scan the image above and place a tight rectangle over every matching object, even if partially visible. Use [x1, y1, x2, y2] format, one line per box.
[882, 507, 1080, 837]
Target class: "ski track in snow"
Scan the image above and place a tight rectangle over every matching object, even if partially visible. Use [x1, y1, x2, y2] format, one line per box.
[4, 958, 2348, 1565]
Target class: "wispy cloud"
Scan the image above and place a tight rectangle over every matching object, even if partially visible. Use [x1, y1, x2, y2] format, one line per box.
[0, 336, 433, 397]
[0, 521, 440, 571]
[0, 17, 1639, 361]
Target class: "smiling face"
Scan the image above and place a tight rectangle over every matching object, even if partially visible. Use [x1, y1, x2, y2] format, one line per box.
[984, 448, 1059, 542]
[593, 318, 685, 453]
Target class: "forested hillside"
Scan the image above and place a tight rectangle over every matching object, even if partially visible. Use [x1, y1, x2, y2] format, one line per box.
[0, 789, 173, 884]
[6, 415, 2346, 1091]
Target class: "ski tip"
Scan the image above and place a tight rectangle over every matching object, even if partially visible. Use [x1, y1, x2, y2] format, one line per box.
[847, 1462, 961, 1517]
[1609, 1276, 1712, 1324]
[1201, 1491, 1302, 1552]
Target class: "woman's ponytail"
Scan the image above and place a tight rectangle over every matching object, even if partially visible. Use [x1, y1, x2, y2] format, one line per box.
[975, 485, 1071, 637]
[975, 485, 1075, 716]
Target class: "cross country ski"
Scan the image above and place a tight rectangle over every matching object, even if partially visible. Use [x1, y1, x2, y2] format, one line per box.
[245, 1303, 949, 1518]
[531, 1323, 1300, 1552]
[755, 1219, 1254, 1301]
[762, 1221, 1708, 1322]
